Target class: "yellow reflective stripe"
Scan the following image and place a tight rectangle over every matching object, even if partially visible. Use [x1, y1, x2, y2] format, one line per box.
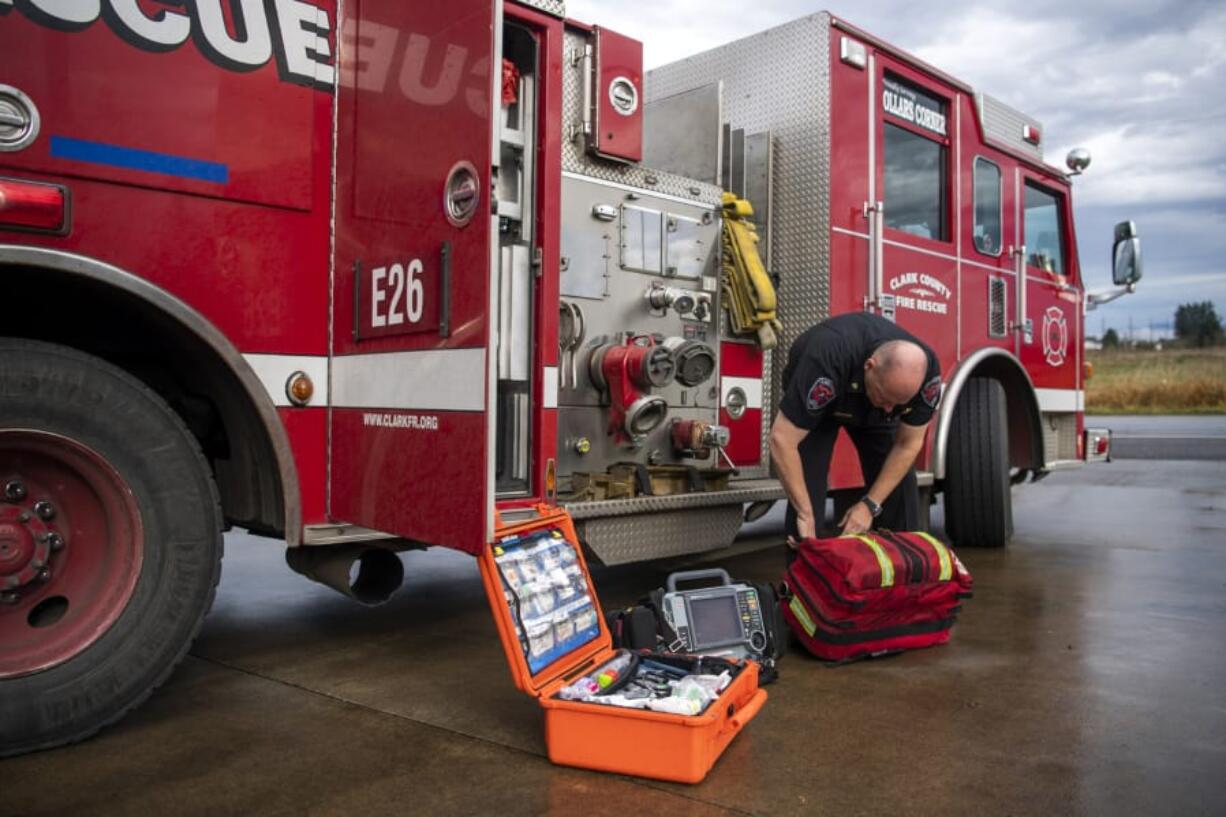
[853, 534, 895, 588]
[915, 531, 953, 581]
[788, 596, 817, 637]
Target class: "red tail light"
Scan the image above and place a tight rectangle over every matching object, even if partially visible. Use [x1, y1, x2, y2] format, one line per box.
[0, 178, 68, 234]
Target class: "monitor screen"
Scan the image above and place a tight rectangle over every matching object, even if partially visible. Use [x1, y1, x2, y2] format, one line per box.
[688, 593, 742, 646]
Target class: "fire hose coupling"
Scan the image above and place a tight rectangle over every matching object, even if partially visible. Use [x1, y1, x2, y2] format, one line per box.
[671, 419, 739, 473]
[589, 335, 676, 392]
[661, 337, 716, 387]
[589, 336, 676, 443]
[670, 419, 730, 458]
[644, 282, 696, 316]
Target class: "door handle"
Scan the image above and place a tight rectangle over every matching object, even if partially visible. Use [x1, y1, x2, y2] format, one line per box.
[863, 201, 892, 320]
[1010, 244, 1032, 343]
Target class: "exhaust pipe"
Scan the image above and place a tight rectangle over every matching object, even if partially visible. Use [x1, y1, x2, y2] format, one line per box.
[285, 545, 404, 605]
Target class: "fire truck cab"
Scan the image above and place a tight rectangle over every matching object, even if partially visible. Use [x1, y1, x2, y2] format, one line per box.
[0, 1, 1138, 755]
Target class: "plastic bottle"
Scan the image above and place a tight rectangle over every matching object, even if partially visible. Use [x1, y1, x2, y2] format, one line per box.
[594, 650, 635, 692]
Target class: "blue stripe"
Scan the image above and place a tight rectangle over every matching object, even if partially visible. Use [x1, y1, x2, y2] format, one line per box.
[49, 136, 229, 184]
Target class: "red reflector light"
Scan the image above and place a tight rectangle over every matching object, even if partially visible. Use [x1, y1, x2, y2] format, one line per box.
[1095, 437, 1109, 455]
[1022, 124, 1041, 145]
[0, 178, 68, 233]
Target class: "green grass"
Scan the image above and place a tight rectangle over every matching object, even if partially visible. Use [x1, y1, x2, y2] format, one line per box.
[1086, 346, 1226, 414]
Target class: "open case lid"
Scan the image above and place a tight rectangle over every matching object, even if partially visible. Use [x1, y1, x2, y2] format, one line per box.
[478, 505, 613, 699]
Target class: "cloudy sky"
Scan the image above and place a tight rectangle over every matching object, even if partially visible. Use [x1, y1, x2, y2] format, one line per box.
[569, 0, 1226, 340]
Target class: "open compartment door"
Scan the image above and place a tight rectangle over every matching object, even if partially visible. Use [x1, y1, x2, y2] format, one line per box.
[330, 0, 497, 552]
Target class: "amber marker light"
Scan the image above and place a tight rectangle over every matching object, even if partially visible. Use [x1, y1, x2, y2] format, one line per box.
[286, 371, 314, 406]
[544, 458, 558, 505]
[1084, 361, 1094, 381]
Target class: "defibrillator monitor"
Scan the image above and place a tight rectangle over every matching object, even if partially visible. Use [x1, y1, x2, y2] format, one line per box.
[688, 594, 744, 646]
[660, 569, 768, 659]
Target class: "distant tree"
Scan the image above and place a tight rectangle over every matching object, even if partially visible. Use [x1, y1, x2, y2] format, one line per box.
[1174, 302, 1224, 347]
[1102, 328, 1120, 348]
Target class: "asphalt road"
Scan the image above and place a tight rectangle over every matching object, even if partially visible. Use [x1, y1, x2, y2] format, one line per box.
[1092, 414, 1226, 460]
[5, 417, 1225, 817]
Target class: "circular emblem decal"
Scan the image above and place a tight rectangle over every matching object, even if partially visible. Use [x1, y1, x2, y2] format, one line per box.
[806, 377, 836, 411]
[1042, 306, 1069, 366]
[921, 376, 943, 410]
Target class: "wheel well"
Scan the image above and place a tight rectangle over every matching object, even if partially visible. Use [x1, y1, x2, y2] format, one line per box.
[2, 259, 290, 539]
[932, 349, 1044, 481]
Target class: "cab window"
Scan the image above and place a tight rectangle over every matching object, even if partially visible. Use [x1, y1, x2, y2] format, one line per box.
[972, 158, 1001, 255]
[882, 75, 949, 242]
[1024, 182, 1066, 275]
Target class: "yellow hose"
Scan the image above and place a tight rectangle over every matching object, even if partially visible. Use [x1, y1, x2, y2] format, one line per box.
[721, 192, 782, 349]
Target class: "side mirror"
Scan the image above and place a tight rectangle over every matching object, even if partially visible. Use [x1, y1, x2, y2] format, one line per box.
[1066, 147, 1092, 175]
[1112, 220, 1142, 286]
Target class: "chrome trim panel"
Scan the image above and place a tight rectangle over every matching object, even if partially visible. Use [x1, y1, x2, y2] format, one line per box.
[563, 477, 784, 519]
[647, 13, 832, 477]
[0, 245, 303, 544]
[513, 0, 565, 21]
[302, 523, 396, 546]
[576, 505, 746, 565]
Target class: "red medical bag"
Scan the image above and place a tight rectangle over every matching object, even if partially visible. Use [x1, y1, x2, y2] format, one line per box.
[782, 531, 973, 663]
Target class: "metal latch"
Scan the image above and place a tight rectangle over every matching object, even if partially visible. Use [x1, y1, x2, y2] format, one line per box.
[0, 85, 40, 152]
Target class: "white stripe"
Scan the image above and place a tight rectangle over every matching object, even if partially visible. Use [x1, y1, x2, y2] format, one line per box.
[721, 376, 763, 410]
[1035, 388, 1084, 413]
[243, 354, 329, 408]
[332, 348, 486, 411]
[542, 366, 559, 409]
[830, 226, 1076, 286]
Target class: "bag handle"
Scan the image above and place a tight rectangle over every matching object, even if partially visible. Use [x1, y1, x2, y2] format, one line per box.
[666, 568, 732, 592]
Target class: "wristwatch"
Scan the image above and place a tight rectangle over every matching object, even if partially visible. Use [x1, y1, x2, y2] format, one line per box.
[859, 495, 883, 518]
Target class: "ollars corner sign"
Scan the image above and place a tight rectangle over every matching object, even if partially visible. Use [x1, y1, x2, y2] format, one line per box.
[882, 76, 946, 137]
[0, 0, 336, 90]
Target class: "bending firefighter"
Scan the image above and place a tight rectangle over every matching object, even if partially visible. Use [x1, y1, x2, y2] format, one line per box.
[769, 313, 942, 541]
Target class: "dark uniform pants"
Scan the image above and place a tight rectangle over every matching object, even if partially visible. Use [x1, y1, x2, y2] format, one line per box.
[784, 421, 920, 538]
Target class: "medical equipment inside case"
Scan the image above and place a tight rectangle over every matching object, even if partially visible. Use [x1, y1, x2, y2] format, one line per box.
[479, 505, 767, 783]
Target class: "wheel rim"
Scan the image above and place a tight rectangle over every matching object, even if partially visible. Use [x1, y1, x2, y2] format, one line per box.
[0, 430, 143, 678]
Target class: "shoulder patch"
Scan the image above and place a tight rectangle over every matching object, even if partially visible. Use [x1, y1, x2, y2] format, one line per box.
[921, 376, 943, 410]
[806, 377, 836, 411]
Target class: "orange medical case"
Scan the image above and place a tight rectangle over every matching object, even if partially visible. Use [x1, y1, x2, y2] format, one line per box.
[478, 505, 767, 784]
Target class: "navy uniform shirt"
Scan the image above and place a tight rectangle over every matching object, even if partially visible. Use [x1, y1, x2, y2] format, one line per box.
[779, 313, 942, 430]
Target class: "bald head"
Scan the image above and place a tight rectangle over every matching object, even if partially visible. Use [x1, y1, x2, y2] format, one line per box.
[865, 340, 928, 412]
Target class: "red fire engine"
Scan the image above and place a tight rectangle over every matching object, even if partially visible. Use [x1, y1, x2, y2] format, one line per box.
[0, 2, 1139, 754]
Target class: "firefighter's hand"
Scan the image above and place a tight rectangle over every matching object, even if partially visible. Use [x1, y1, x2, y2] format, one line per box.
[839, 501, 873, 535]
[795, 510, 816, 541]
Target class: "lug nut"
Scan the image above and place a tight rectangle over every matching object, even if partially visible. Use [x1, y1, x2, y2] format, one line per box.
[18, 511, 30, 523]
[47, 532, 65, 551]
[4, 480, 27, 502]
[34, 500, 56, 521]
[37, 567, 51, 583]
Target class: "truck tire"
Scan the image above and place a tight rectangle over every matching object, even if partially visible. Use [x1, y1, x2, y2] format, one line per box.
[943, 377, 1012, 548]
[0, 338, 223, 756]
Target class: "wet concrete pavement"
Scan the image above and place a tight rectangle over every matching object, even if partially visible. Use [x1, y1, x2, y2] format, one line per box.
[5, 456, 1226, 817]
